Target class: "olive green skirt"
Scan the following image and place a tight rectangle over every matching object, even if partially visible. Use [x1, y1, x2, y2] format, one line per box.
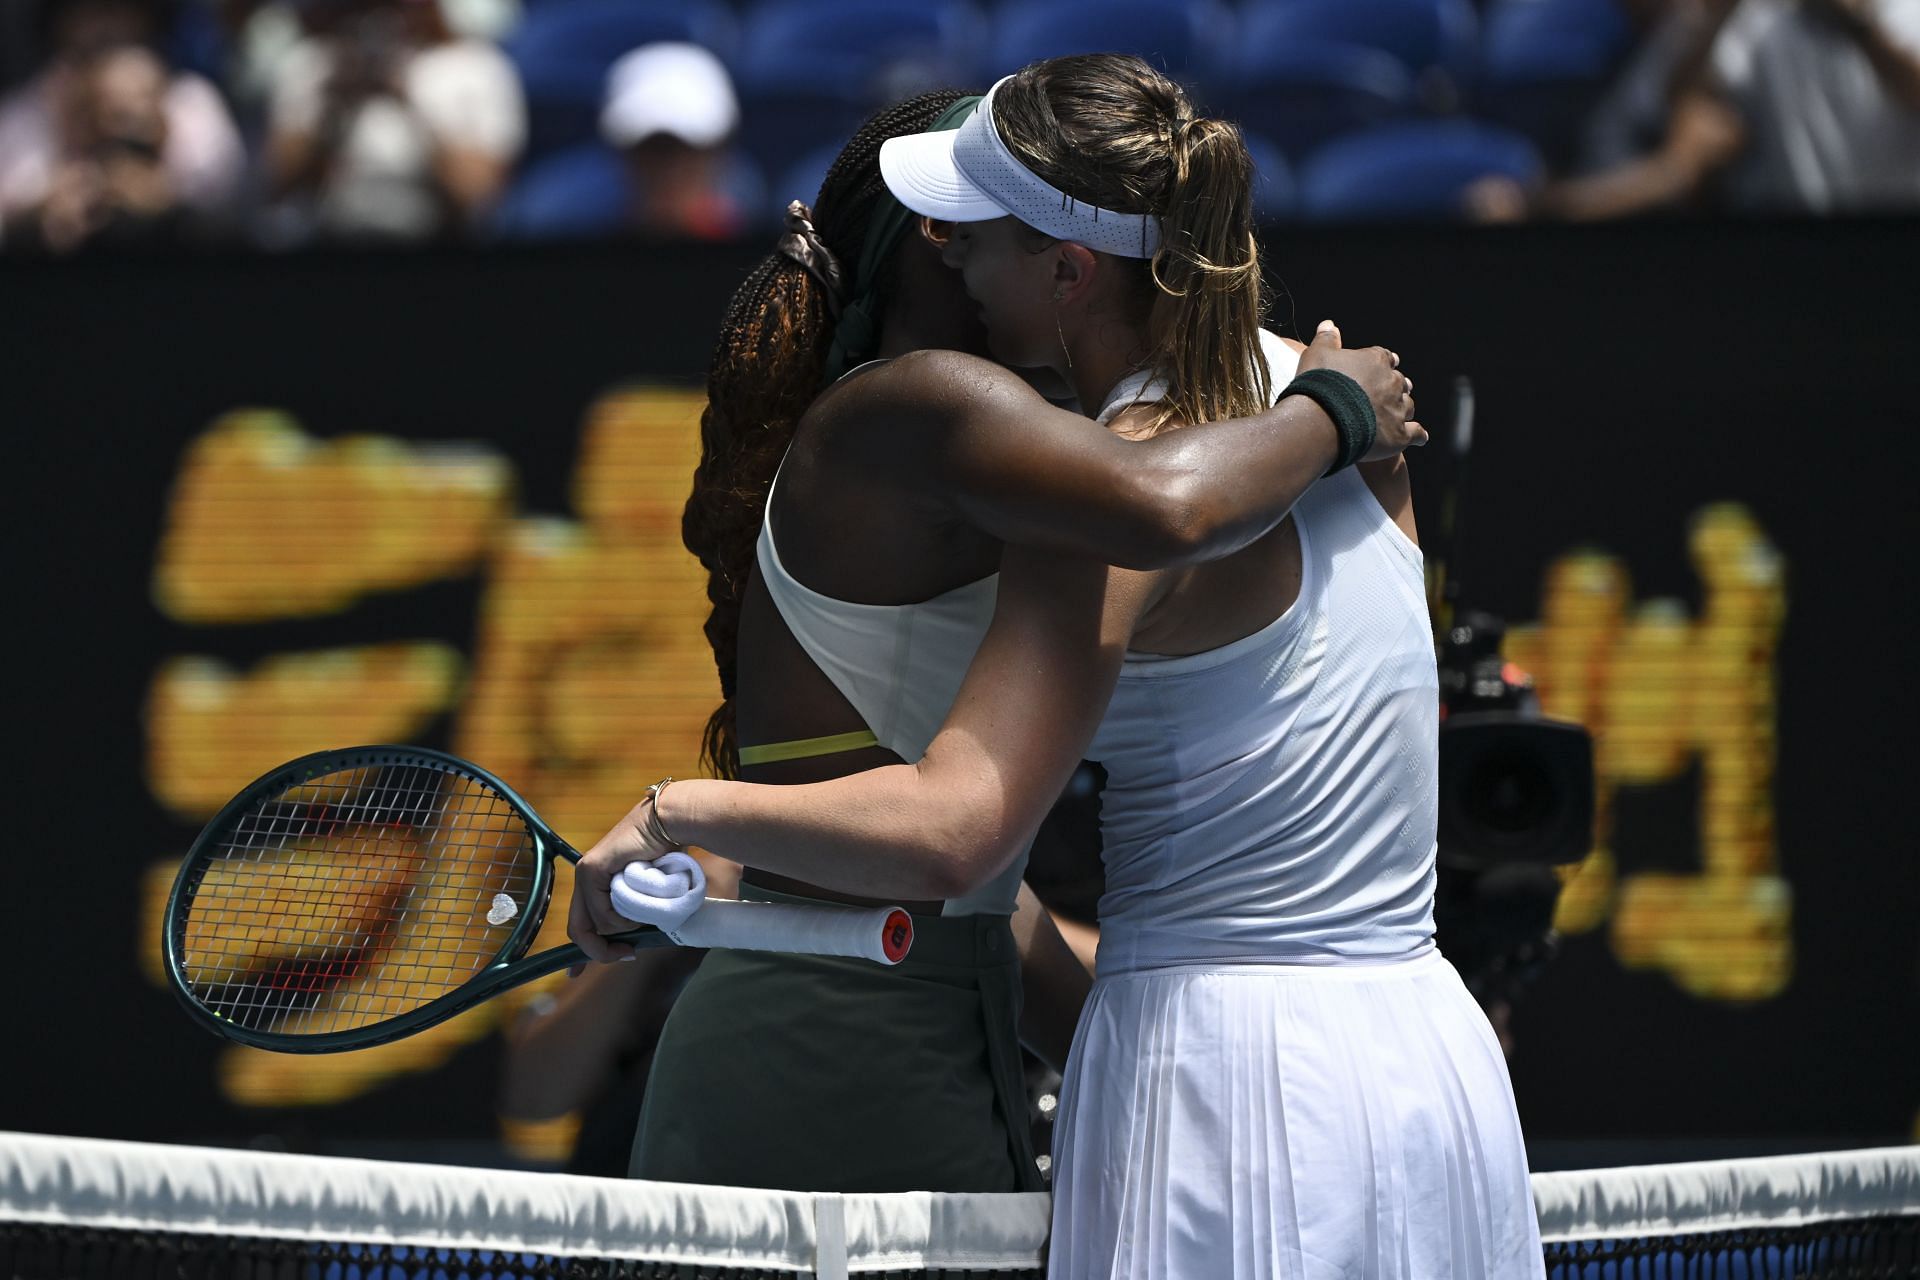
[629, 886, 1041, 1193]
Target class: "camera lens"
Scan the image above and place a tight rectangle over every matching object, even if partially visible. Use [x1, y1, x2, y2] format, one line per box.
[1465, 749, 1557, 834]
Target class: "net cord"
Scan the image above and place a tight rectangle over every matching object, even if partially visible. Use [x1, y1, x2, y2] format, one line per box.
[1532, 1144, 1920, 1245]
[7, 1133, 1917, 1272]
[0, 1132, 1051, 1277]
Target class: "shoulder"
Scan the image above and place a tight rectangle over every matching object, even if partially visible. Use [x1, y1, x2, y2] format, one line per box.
[813, 349, 1113, 504]
[837, 349, 1057, 432]
[1710, 0, 1788, 87]
[164, 71, 229, 116]
[1881, 0, 1920, 53]
[862, 348, 1044, 403]
[406, 41, 526, 147]
[1356, 456, 1419, 546]
[267, 38, 334, 123]
[277, 37, 337, 85]
[0, 81, 52, 192]
[0, 78, 48, 132]
[412, 38, 518, 79]
[1261, 329, 1306, 390]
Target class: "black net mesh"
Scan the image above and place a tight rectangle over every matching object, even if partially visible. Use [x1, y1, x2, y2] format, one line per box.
[0, 1223, 1044, 1280]
[5, 1136, 1912, 1280]
[10, 1217, 1919, 1280]
[1543, 1214, 1920, 1278]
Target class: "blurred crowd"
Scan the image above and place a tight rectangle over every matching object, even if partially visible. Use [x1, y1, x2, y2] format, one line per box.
[1, 0, 1914, 253]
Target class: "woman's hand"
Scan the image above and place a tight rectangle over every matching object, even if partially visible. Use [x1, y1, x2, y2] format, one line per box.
[567, 797, 678, 966]
[1295, 319, 1426, 460]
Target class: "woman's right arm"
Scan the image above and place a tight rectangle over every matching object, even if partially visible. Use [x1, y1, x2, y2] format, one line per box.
[569, 545, 1153, 957]
[852, 321, 1419, 570]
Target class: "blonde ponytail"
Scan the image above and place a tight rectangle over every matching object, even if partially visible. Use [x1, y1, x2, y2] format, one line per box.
[992, 54, 1270, 434]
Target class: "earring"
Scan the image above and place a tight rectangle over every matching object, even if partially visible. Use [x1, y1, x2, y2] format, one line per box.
[1054, 295, 1074, 372]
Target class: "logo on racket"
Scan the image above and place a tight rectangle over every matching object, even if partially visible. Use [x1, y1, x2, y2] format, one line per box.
[882, 909, 913, 965]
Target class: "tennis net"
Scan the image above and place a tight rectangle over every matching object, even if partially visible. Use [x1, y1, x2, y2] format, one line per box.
[1536, 1145, 1919, 1277]
[0, 1132, 1049, 1278]
[2, 1132, 1914, 1278]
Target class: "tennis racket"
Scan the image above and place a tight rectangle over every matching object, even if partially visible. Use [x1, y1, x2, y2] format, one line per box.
[164, 745, 913, 1053]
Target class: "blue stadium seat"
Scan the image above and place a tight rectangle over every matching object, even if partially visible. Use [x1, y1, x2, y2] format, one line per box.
[164, 1, 228, 87]
[1297, 120, 1541, 221]
[1477, 0, 1633, 166]
[492, 143, 768, 241]
[734, 0, 984, 96]
[734, 85, 877, 184]
[503, 0, 739, 159]
[1482, 0, 1631, 76]
[1221, 39, 1415, 158]
[1241, 132, 1298, 221]
[732, 0, 985, 173]
[490, 143, 630, 239]
[980, 0, 1234, 85]
[1238, 0, 1479, 94]
[767, 143, 849, 230]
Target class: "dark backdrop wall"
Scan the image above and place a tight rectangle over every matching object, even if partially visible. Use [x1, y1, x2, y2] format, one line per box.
[4, 219, 1915, 1165]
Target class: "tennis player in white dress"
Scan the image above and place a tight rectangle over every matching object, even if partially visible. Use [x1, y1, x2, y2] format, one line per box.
[1044, 335, 1545, 1279]
[875, 73, 1545, 1274]
[576, 57, 1543, 1279]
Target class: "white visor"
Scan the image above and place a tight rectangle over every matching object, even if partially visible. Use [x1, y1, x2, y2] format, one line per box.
[879, 77, 1164, 259]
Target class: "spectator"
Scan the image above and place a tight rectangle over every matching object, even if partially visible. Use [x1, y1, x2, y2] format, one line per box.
[0, 0, 244, 248]
[219, 0, 518, 128]
[261, 0, 524, 243]
[1579, 0, 1726, 176]
[18, 45, 204, 250]
[1537, 0, 1920, 217]
[599, 43, 750, 241]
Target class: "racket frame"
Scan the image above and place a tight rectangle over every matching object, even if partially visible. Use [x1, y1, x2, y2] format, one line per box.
[163, 745, 673, 1054]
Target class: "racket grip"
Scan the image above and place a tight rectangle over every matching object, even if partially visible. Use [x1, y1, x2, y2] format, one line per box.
[663, 899, 914, 966]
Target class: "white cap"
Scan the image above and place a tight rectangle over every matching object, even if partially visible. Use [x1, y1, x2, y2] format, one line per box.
[878, 77, 1163, 259]
[600, 43, 739, 150]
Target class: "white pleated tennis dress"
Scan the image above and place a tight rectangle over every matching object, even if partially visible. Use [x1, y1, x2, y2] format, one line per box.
[1048, 335, 1544, 1279]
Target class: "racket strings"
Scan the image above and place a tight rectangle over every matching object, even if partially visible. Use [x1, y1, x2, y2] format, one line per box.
[178, 761, 538, 1036]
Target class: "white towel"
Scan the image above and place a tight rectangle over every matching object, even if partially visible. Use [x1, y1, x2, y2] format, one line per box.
[608, 852, 707, 931]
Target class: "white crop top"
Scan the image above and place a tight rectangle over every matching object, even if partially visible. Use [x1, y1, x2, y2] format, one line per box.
[756, 465, 1020, 917]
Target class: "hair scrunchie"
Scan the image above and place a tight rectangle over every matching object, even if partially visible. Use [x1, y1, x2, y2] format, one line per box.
[819, 93, 982, 383]
[775, 200, 848, 318]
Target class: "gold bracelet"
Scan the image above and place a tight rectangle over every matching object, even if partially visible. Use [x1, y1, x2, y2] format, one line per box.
[645, 776, 680, 847]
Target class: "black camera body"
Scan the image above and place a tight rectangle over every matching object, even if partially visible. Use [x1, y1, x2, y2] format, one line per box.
[1434, 611, 1595, 1006]
[1437, 612, 1594, 870]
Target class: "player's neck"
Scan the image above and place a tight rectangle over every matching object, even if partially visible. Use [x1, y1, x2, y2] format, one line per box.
[876, 304, 984, 363]
[1065, 327, 1146, 421]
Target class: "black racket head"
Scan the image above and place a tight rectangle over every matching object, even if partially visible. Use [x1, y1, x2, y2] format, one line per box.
[163, 746, 554, 1052]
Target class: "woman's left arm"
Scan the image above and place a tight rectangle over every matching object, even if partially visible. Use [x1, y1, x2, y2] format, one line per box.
[1011, 882, 1094, 1072]
[568, 548, 1155, 960]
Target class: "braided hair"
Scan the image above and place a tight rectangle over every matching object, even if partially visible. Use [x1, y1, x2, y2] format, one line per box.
[682, 90, 973, 779]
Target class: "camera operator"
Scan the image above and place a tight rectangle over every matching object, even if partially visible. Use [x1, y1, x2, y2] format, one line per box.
[0, 0, 243, 251]
[17, 46, 193, 251]
[1432, 612, 1595, 1056]
[262, 0, 523, 243]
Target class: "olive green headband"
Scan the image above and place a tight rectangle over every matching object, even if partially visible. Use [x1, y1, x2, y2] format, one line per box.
[820, 94, 982, 384]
